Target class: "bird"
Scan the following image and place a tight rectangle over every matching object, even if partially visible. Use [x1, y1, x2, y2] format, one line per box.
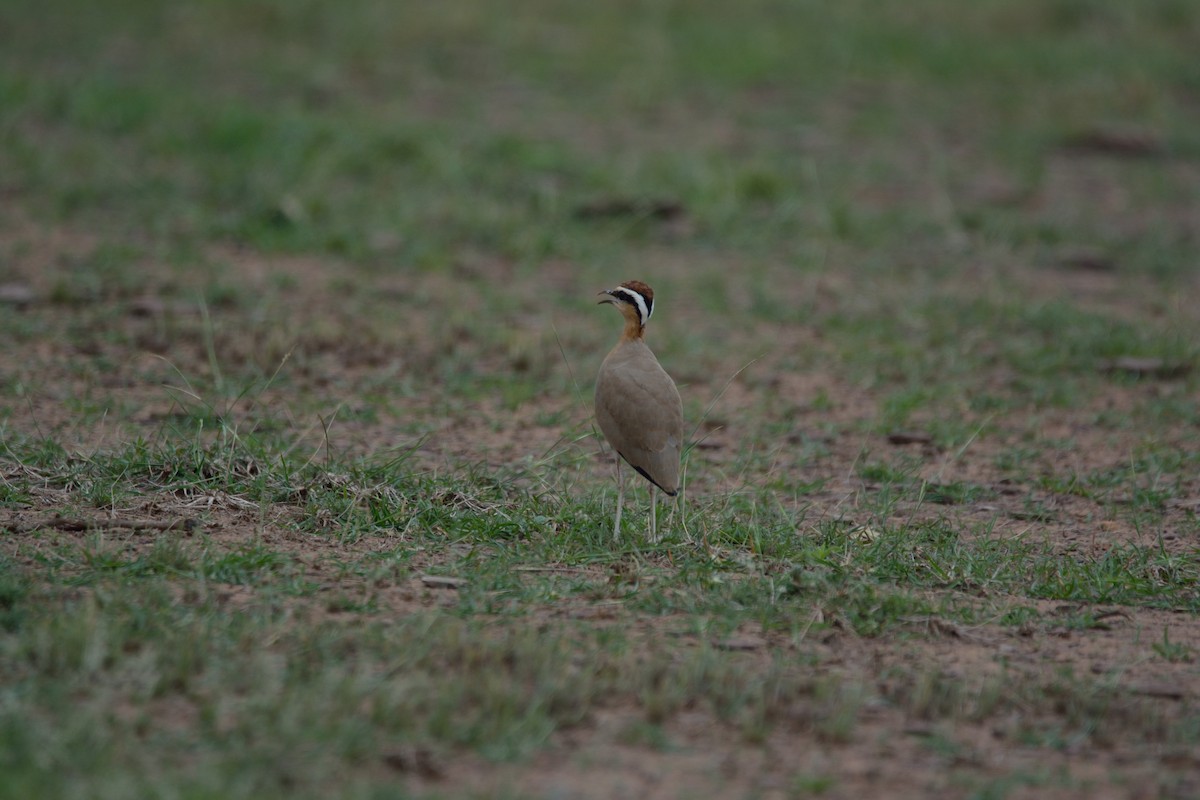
[594, 280, 684, 542]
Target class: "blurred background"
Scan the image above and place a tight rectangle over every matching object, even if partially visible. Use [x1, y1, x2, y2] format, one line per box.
[1, 0, 1198, 486]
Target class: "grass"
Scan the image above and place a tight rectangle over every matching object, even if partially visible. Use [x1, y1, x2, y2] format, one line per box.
[0, 550, 1193, 797]
[2, 0, 1200, 797]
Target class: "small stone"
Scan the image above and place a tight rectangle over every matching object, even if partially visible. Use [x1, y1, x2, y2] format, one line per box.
[0, 283, 36, 308]
[420, 574, 467, 590]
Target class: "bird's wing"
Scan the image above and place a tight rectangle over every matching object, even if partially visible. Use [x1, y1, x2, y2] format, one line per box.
[595, 359, 683, 494]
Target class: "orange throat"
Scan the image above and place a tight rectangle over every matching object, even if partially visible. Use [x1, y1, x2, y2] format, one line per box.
[618, 304, 645, 342]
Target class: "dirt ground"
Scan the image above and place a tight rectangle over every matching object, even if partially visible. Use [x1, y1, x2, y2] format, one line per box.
[2, 213, 1199, 799]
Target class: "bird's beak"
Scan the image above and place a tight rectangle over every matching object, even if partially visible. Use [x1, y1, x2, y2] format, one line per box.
[597, 290, 615, 305]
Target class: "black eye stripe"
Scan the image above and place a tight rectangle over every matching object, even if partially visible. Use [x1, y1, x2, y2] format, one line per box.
[611, 288, 651, 323]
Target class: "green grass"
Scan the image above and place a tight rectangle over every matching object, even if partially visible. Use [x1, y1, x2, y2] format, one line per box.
[0, 554, 1193, 798]
[3, 0, 1200, 797]
[6, 430, 1199, 627]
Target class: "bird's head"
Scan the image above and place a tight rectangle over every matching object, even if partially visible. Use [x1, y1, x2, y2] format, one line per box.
[598, 280, 655, 329]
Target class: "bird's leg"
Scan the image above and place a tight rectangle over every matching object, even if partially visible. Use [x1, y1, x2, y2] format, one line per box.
[613, 456, 623, 542]
[649, 484, 659, 544]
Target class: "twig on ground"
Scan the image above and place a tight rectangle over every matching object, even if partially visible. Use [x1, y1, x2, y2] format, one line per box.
[3, 514, 199, 535]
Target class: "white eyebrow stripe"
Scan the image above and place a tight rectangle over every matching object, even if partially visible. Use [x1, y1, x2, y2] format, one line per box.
[612, 287, 650, 324]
